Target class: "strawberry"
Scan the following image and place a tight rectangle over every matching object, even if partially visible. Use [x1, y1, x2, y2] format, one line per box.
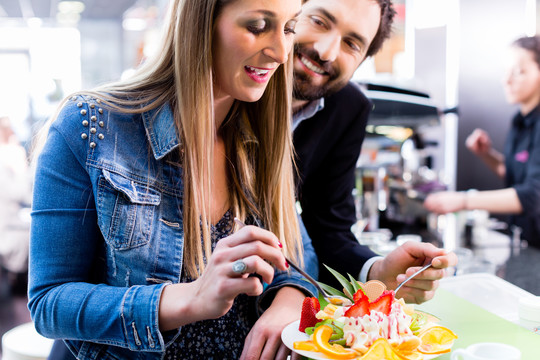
[353, 288, 366, 303]
[369, 290, 394, 316]
[344, 296, 369, 318]
[299, 297, 321, 332]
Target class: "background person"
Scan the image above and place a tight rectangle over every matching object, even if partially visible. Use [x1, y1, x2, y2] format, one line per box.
[0, 116, 31, 293]
[292, 0, 457, 304]
[28, 0, 315, 359]
[424, 35, 540, 249]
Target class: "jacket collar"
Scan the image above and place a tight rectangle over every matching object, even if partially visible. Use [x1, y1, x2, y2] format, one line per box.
[513, 104, 540, 129]
[141, 103, 180, 160]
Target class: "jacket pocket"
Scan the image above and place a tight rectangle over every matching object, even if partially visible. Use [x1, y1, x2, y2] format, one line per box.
[97, 169, 161, 250]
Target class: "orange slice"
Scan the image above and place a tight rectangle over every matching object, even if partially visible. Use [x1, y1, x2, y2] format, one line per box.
[396, 351, 424, 360]
[359, 338, 406, 360]
[417, 325, 457, 354]
[293, 340, 319, 352]
[395, 336, 421, 352]
[313, 325, 358, 359]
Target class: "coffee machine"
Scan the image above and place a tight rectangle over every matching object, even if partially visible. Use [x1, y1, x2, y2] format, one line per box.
[355, 83, 448, 240]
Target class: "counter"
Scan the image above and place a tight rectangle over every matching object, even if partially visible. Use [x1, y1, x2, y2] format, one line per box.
[413, 211, 540, 296]
[497, 244, 540, 296]
[455, 227, 540, 296]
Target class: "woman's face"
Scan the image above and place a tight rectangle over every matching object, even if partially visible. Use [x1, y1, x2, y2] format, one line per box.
[213, 0, 302, 103]
[503, 46, 540, 108]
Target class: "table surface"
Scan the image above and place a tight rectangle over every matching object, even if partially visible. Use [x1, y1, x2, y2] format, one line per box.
[439, 273, 535, 324]
[417, 287, 540, 360]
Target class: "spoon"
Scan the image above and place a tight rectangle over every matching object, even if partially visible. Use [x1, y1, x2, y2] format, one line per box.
[394, 262, 433, 293]
[233, 217, 352, 306]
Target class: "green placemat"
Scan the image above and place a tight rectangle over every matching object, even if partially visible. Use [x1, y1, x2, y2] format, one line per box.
[417, 288, 540, 360]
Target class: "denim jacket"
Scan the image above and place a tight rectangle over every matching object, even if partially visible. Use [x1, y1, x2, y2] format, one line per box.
[28, 95, 317, 359]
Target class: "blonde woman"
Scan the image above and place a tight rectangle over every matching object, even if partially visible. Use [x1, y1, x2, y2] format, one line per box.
[28, 0, 313, 359]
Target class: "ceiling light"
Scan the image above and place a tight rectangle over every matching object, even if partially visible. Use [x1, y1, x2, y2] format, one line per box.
[58, 1, 86, 14]
[56, 12, 81, 25]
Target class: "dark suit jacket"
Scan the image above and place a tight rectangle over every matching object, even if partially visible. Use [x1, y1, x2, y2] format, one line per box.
[294, 82, 378, 287]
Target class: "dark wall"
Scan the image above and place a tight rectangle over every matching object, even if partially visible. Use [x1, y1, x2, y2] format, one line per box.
[456, 0, 528, 191]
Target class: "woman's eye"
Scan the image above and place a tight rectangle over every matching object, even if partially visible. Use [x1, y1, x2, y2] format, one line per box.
[247, 20, 267, 35]
[285, 20, 297, 35]
[285, 27, 296, 35]
[310, 16, 327, 29]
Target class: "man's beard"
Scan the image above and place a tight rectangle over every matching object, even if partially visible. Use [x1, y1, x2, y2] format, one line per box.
[293, 44, 347, 101]
[293, 72, 331, 101]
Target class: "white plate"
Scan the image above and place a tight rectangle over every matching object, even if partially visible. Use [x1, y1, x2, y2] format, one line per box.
[281, 320, 441, 360]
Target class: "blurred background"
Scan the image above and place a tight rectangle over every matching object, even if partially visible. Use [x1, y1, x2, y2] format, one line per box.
[1, 0, 540, 357]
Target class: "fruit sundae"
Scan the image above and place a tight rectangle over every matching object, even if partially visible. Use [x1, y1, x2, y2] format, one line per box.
[293, 266, 457, 360]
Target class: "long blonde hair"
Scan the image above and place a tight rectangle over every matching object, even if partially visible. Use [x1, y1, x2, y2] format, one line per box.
[39, 0, 302, 278]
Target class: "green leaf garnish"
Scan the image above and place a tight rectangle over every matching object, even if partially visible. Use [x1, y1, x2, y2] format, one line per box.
[318, 282, 347, 298]
[323, 264, 354, 300]
[348, 274, 362, 293]
[317, 292, 329, 308]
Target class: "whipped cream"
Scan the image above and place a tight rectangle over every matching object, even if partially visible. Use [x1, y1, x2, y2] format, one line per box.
[338, 301, 417, 353]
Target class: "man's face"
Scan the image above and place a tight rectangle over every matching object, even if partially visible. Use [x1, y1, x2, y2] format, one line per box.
[293, 0, 381, 100]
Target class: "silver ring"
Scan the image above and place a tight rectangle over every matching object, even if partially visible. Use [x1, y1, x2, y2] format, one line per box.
[232, 259, 248, 274]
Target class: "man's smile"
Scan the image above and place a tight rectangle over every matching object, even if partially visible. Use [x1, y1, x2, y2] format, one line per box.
[298, 53, 327, 75]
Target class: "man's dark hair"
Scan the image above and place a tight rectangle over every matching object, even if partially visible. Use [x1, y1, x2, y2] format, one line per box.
[366, 0, 396, 57]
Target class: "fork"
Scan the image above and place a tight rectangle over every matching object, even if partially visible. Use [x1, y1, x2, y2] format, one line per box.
[233, 217, 351, 306]
[394, 262, 433, 293]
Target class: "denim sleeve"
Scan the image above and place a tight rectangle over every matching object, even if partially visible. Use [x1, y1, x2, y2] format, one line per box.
[28, 104, 172, 352]
[298, 213, 319, 280]
[256, 215, 318, 312]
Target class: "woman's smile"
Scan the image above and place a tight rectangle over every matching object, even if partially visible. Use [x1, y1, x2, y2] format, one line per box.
[212, 0, 301, 102]
[244, 65, 274, 83]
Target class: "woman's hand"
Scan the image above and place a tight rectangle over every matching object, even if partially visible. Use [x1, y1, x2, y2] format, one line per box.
[369, 241, 457, 304]
[240, 287, 305, 360]
[158, 225, 288, 331]
[465, 128, 506, 177]
[466, 128, 492, 156]
[423, 191, 467, 214]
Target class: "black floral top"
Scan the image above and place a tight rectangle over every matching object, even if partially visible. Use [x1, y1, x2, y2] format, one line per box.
[165, 210, 256, 359]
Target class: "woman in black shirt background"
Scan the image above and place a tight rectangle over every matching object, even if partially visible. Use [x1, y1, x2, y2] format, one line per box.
[424, 35, 540, 248]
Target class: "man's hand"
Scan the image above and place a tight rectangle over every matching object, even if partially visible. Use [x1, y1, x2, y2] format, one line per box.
[368, 241, 457, 304]
[240, 287, 306, 360]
